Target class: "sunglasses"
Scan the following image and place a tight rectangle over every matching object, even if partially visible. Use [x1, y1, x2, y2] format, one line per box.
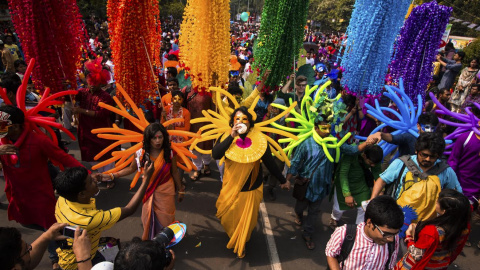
[0, 120, 13, 133]
[418, 151, 438, 160]
[373, 224, 398, 239]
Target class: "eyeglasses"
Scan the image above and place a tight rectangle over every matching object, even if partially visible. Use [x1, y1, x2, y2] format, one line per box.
[373, 224, 398, 239]
[418, 151, 438, 160]
[17, 242, 32, 260]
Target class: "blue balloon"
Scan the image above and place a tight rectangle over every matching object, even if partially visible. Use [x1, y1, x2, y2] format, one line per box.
[241, 12, 249, 22]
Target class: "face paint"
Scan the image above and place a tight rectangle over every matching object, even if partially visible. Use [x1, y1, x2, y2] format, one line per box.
[420, 124, 436, 132]
[173, 95, 183, 104]
[234, 113, 249, 125]
[0, 111, 13, 138]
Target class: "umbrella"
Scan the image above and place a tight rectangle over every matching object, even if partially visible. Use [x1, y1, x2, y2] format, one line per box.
[303, 42, 318, 53]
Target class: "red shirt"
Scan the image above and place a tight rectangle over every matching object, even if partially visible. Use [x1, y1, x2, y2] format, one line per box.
[1, 132, 83, 229]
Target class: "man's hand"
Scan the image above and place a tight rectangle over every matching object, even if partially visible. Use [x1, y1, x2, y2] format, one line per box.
[345, 196, 357, 208]
[280, 181, 291, 191]
[0, 144, 17, 155]
[93, 173, 112, 183]
[45, 223, 68, 241]
[143, 161, 155, 181]
[71, 106, 83, 115]
[366, 132, 381, 144]
[72, 227, 91, 262]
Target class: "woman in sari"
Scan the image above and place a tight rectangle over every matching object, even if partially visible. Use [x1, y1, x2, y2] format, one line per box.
[211, 106, 290, 258]
[100, 123, 185, 240]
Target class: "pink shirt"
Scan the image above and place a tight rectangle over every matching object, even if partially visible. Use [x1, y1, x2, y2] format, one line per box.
[325, 222, 399, 270]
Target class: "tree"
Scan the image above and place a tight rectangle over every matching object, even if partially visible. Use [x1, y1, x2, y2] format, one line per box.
[464, 38, 480, 61]
[308, 0, 354, 32]
[77, 0, 107, 19]
[159, 0, 186, 19]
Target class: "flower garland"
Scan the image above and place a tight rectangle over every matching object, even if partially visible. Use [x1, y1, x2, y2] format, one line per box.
[8, 0, 83, 93]
[107, 0, 161, 104]
[253, 0, 309, 90]
[179, 0, 230, 94]
[389, 2, 452, 102]
[340, 0, 411, 96]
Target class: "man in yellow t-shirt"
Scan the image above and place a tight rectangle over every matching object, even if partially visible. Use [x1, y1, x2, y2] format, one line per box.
[4, 35, 22, 62]
[54, 166, 153, 269]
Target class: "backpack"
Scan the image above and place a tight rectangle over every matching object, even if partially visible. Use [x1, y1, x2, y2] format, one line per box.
[327, 224, 395, 270]
[395, 155, 450, 222]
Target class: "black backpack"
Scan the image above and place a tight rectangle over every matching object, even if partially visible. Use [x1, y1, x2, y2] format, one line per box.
[327, 224, 395, 270]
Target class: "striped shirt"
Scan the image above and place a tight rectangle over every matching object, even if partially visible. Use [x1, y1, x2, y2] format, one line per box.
[325, 222, 399, 270]
[55, 197, 121, 270]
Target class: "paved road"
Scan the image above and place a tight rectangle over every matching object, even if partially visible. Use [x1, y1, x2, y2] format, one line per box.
[1, 131, 479, 269]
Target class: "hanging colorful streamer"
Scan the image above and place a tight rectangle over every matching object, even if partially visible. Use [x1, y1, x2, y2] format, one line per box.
[107, 0, 161, 104]
[389, 2, 452, 102]
[8, 0, 83, 93]
[253, 0, 309, 90]
[341, 0, 411, 96]
[429, 92, 480, 155]
[179, 0, 230, 94]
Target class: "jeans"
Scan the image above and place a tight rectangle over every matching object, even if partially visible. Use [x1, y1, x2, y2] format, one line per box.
[294, 198, 323, 238]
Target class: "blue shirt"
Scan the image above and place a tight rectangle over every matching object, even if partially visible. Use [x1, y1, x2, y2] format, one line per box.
[391, 133, 417, 157]
[380, 155, 462, 199]
[288, 137, 359, 202]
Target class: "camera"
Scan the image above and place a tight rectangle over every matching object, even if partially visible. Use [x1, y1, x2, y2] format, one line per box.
[63, 225, 83, 238]
[152, 227, 175, 266]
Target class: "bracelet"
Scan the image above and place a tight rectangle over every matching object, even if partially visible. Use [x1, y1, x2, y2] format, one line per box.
[76, 258, 90, 264]
[109, 173, 115, 181]
[178, 191, 186, 194]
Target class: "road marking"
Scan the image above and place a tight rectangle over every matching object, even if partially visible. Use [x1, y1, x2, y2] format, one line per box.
[259, 200, 282, 270]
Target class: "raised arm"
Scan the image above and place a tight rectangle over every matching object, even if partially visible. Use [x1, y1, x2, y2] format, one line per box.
[119, 161, 154, 221]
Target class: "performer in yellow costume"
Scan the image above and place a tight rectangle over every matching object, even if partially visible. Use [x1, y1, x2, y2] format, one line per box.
[192, 87, 297, 258]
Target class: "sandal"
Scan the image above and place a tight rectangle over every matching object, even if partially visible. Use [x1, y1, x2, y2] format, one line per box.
[465, 241, 472, 247]
[294, 214, 303, 226]
[203, 165, 211, 176]
[302, 235, 315, 250]
[190, 170, 201, 181]
[106, 180, 116, 189]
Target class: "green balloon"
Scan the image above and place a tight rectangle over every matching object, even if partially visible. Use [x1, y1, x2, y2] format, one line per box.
[241, 12, 249, 22]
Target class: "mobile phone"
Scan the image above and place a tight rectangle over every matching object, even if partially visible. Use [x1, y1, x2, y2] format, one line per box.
[63, 226, 82, 238]
[141, 152, 150, 167]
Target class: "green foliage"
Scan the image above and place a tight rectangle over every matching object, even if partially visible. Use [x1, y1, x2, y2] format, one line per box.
[308, 0, 354, 32]
[463, 38, 480, 61]
[77, 0, 107, 19]
[160, 0, 185, 19]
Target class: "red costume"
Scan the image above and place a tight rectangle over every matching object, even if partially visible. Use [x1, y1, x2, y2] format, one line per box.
[1, 132, 83, 229]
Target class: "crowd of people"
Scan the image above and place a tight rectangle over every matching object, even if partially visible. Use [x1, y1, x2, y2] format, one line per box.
[0, 13, 479, 270]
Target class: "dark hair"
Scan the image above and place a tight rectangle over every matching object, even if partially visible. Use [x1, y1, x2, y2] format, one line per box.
[166, 77, 179, 86]
[0, 72, 21, 95]
[0, 105, 24, 125]
[14, 60, 27, 71]
[171, 90, 184, 100]
[167, 54, 178, 61]
[469, 105, 480, 118]
[456, 51, 465, 60]
[313, 114, 329, 126]
[53, 167, 89, 202]
[143, 123, 171, 163]
[415, 132, 445, 157]
[365, 195, 404, 229]
[471, 84, 480, 90]
[114, 237, 169, 270]
[437, 88, 449, 96]
[296, 75, 307, 85]
[166, 67, 177, 78]
[418, 112, 439, 126]
[364, 144, 383, 164]
[414, 189, 470, 251]
[229, 106, 255, 128]
[0, 227, 23, 270]
[227, 84, 243, 96]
